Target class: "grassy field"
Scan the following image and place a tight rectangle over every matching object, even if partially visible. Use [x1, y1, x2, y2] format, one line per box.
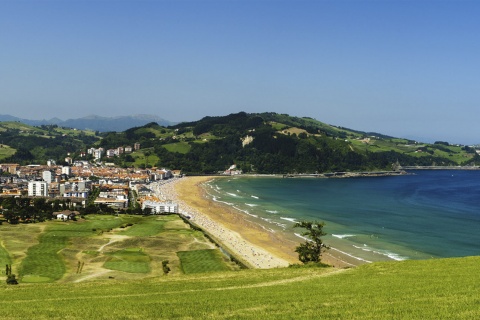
[130, 149, 160, 167]
[0, 256, 478, 318]
[104, 248, 151, 273]
[0, 144, 16, 160]
[178, 249, 232, 274]
[162, 141, 192, 154]
[0, 214, 234, 283]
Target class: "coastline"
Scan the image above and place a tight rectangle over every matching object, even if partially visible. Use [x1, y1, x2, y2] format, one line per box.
[153, 176, 365, 269]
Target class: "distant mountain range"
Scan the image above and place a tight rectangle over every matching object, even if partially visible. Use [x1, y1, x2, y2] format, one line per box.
[0, 114, 175, 132]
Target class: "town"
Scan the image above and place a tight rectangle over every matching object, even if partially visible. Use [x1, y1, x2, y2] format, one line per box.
[0, 154, 183, 223]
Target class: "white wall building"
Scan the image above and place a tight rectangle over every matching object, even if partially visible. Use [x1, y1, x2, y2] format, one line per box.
[62, 166, 72, 176]
[142, 201, 178, 214]
[42, 170, 53, 183]
[28, 181, 48, 197]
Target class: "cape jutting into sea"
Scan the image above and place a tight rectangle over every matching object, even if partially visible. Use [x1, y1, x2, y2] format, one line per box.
[204, 170, 480, 263]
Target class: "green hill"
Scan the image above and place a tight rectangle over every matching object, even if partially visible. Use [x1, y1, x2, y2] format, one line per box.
[1, 113, 478, 171]
[98, 112, 478, 173]
[0, 122, 100, 164]
[1, 256, 479, 319]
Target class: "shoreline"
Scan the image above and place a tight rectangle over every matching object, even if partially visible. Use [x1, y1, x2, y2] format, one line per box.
[152, 176, 365, 269]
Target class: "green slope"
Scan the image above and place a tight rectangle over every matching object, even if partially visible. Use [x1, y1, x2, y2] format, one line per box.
[1, 256, 479, 319]
[2, 112, 478, 171]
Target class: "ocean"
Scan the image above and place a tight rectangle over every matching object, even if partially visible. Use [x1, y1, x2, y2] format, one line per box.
[203, 170, 480, 263]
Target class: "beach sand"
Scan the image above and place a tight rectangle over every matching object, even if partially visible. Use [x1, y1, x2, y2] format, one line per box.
[153, 176, 362, 269]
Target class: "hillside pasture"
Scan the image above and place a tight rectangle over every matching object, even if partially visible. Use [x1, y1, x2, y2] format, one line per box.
[0, 144, 16, 160]
[0, 257, 479, 318]
[130, 149, 160, 167]
[162, 141, 191, 154]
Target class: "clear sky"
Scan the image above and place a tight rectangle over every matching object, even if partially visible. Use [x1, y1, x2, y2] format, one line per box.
[1, 0, 479, 144]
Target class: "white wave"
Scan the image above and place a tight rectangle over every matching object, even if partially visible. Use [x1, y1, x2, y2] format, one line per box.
[373, 250, 408, 261]
[226, 192, 239, 197]
[353, 245, 407, 261]
[251, 195, 259, 199]
[332, 234, 356, 239]
[245, 203, 258, 207]
[294, 233, 310, 241]
[232, 206, 258, 218]
[273, 222, 287, 229]
[329, 247, 372, 263]
[280, 217, 298, 223]
[266, 210, 279, 214]
[212, 197, 233, 206]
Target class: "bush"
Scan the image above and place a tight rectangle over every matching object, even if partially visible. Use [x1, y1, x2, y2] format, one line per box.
[162, 260, 170, 275]
[6, 274, 18, 285]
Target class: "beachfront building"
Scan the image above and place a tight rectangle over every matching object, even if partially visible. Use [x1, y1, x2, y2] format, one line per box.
[142, 200, 178, 214]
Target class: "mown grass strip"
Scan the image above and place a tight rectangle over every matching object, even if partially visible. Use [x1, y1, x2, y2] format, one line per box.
[18, 232, 68, 282]
[178, 249, 231, 274]
[0, 242, 11, 270]
[103, 248, 151, 273]
[120, 218, 167, 237]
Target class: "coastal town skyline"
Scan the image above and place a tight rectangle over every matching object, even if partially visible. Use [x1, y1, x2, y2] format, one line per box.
[2, 1, 480, 144]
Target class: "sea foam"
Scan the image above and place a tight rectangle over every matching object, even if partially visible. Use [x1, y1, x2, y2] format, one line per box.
[332, 234, 356, 239]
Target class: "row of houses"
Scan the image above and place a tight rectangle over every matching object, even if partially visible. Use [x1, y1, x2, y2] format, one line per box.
[87, 143, 141, 160]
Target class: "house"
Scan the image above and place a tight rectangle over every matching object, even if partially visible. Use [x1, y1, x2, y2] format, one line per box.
[53, 210, 79, 221]
[171, 170, 182, 178]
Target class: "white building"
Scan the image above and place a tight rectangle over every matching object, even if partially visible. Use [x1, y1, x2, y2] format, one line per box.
[42, 170, 53, 183]
[106, 149, 116, 157]
[142, 200, 178, 214]
[93, 149, 104, 160]
[62, 166, 72, 176]
[28, 181, 48, 197]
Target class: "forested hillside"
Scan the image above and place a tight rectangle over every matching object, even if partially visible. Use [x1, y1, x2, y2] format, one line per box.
[0, 122, 100, 164]
[96, 112, 478, 174]
[1, 113, 477, 173]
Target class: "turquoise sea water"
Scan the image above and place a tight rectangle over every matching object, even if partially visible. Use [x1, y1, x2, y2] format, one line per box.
[204, 170, 480, 263]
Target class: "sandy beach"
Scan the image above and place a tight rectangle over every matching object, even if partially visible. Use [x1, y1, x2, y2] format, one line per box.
[152, 176, 362, 269]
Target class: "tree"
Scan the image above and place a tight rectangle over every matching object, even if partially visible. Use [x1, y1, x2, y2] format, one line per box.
[293, 220, 328, 263]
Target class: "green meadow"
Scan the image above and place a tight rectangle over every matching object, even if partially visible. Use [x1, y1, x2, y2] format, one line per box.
[0, 144, 16, 160]
[1, 214, 479, 318]
[0, 257, 479, 319]
[0, 214, 234, 283]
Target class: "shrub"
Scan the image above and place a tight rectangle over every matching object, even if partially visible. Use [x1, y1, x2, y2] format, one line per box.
[6, 274, 18, 285]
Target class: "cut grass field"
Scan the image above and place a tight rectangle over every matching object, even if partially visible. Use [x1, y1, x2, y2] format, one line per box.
[178, 249, 232, 274]
[104, 248, 151, 273]
[0, 256, 479, 318]
[0, 214, 234, 283]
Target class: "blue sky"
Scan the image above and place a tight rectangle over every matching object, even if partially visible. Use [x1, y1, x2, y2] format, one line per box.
[1, 0, 479, 144]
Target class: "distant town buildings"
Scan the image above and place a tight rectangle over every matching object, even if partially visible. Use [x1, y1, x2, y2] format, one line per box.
[42, 170, 53, 183]
[28, 181, 48, 197]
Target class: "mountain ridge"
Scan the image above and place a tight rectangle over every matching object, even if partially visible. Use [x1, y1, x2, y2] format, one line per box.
[0, 114, 174, 132]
